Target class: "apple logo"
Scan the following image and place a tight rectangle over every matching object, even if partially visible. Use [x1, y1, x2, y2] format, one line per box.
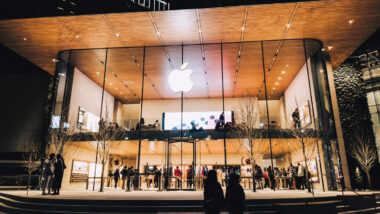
[168, 62, 194, 93]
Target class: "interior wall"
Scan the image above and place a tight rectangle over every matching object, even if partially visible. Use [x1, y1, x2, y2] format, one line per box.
[284, 59, 316, 128]
[68, 68, 114, 128]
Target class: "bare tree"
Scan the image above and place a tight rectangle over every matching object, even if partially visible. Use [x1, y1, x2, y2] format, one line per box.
[23, 138, 41, 195]
[229, 94, 263, 192]
[349, 125, 377, 189]
[90, 118, 122, 192]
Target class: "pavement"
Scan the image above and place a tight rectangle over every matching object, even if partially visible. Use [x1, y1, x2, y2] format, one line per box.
[1, 188, 378, 200]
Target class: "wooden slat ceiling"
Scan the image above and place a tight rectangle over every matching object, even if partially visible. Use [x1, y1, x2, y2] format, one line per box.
[0, 0, 379, 102]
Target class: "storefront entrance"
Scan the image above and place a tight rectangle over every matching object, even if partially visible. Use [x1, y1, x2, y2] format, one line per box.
[165, 137, 196, 191]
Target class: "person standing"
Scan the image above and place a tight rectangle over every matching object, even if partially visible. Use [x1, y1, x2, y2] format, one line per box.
[114, 169, 120, 189]
[292, 108, 301, 129]
[153, 120, 161, 130]
[263, 168, 270, 189]
[204, 170, 224, 214]
[52, 154, 66, 195]
[121, 166, 128, 189]
[126, 167, 133, 191]
[226, 173, 246, 214]
[297, 163, 305, 190]
[186, 165, 194, 189]
[42, 153, 55, 195]
[174, 166, 182, 189]
[268, 166, 275, 190]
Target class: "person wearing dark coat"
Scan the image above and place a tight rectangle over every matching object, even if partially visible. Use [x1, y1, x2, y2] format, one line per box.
[52, 154, 66, 195]
[226, 173, 246, 214]
[204, 170, 225, 214]
[114, 169, 120, 189]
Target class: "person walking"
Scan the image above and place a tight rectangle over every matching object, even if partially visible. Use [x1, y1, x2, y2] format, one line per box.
[204, 170, 224, 214]
[114, 169, 120, 189]
[226, 173, 246, 214]
[52, 154, 66, 195]
[42, 153, 55, 195]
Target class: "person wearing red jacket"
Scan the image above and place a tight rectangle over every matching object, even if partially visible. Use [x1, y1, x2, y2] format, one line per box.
[174, 166, 182, 189]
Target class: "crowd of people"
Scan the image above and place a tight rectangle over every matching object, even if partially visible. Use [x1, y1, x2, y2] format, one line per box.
[41, 153, 66, 195]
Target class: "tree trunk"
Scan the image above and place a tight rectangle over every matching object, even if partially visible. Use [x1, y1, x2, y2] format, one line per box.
[365, 169, 372, 189]
[99, 163, 105, 192]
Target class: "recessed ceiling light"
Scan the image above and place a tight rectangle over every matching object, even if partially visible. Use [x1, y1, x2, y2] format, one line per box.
[52, 58, 56, 62]
[157, 31, 160, 35]
[286, 24, 290, 28]
[23, 37, 27, 41]
[278, 77, 282, 80]
[198, 29, 201, 33]
[281, 71, 286, 74]
[75, 35, 79, 39]
[115, 88, 118, 90]
[57, 6, 64, 11]
[286, 64, 289, 67]
[321, 48, 325, 51]
[273, 87, 276, 90]
[320, 69, 324, 73]
[96, 72, 100, 75]
[241, 26, 245, 31]
[115, 33, 120, 37]
[275, 82, 279, 85]
[70, 2, 76, 6]
[328, 46, 333, 50]
[348, 20, 354, 25]
[110, 83, 113, 85]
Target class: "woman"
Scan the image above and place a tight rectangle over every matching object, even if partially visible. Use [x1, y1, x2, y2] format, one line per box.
[204, 170, 224, 214]
[114, 169, 120, 189]
[263, 168, 270, 189]
[226, 173, 246, 214]
[52, 154, 66, 195]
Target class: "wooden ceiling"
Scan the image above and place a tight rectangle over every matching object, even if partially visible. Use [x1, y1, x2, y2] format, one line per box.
[0, 0, 379, 102]
[71, 138, 313, 159]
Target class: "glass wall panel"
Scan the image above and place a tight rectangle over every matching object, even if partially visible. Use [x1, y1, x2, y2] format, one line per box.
[225, 42, 265, 190]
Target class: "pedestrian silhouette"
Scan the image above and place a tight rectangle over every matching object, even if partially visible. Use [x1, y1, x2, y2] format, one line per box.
[204, 170, 225, 214]
[226, 173, 246, 214]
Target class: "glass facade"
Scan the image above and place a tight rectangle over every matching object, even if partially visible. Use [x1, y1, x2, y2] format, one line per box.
[51, 39, 342, 192]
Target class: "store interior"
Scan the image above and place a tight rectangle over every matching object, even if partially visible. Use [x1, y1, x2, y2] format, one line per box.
[52, 39, 335, 191]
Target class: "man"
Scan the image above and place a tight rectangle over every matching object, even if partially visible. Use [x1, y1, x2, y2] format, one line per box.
[121, 166, 128, 189]
[174, 166, 182, 189]
[126, 167, 133, 191]
[42, 153, 55, 195]
[297, 163, 305, 190]
[292, 108, 301, 129]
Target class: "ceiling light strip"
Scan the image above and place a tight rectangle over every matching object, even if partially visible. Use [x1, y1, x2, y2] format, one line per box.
[103, 15, 163, 100]
[196, 9, 210, 98]
[256, 3, 299, 98]
[149, 12, 174, 70]
[57, 17, 139, 102]
[232, 6, 248, 98]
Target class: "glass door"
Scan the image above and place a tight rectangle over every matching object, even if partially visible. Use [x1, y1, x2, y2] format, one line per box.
[164, 137, 196, 191]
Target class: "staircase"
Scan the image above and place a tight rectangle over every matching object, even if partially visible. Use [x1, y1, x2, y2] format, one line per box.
[0, 192, 378, 213]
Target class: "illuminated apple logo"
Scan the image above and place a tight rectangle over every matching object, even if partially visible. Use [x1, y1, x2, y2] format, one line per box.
[168, 62, 194, 93]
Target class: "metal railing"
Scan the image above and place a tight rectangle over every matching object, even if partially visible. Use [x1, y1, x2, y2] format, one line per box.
[129, 0, 170, 11]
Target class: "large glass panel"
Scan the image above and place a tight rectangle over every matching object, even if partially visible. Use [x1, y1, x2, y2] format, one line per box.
[225, 42, 265, 191]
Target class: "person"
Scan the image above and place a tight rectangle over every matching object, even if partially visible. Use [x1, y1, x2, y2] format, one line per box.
[186, 165, 194, 188]
[52, 154, 66, 195]
[108, 170, 113, 187]
[153, 120, 161, 131]
[203, 170, 224, 214]
[203, 165, 209, 176]
[121, 166, 128, 189]
[226, 173, 246, 214]
[114, 169, 120, 189]
[132, 169, 139, 190]
[268, 166, 275, 190]
[292, 108, 301, 129]
[136, 118, 145, 130]
[126, 167, 133, 191]
[297, 163, 305, 190]
[254, 164, 263, 190]
[174, 166, 182, 189]
[42, 153, 55, 195]
[263, 168, 270, 189]
[219, 112, 225, 127]
[190, 121, 197, 132]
